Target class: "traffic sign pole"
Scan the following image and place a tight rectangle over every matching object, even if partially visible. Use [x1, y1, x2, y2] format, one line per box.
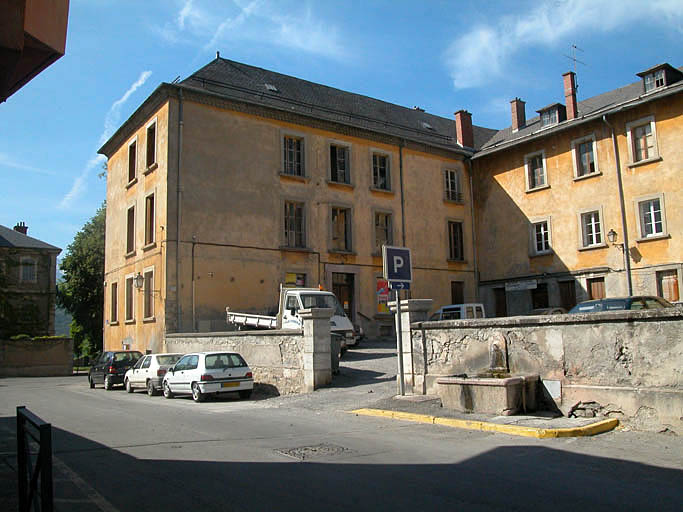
[395, 289, 405, 396]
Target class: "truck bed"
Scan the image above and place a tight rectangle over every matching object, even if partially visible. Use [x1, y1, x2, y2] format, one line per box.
[226, 308, 278, 329]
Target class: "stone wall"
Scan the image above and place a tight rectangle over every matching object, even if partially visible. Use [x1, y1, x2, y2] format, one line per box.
[165, 330, 306, 394]
[0, 337, 73, 376]
[408, 308, 683, 433]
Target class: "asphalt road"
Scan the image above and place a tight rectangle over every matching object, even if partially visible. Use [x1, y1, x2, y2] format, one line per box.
[1, 339, 682, 511]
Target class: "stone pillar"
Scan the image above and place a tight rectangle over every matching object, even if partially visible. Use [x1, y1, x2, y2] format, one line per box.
[299, 308, 333, 392]
[389, 299, 432, 394]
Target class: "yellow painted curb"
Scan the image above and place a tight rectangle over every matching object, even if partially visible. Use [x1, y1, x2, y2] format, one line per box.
[349, 408, 619, 439]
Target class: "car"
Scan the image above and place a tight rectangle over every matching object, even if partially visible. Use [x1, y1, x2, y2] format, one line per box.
[162, 352, 254, 403]
[525, 307, 568, 315]
[88, 351, 143, 390]
[428, 303, 486, 321]
[124, 353, 183, 396]
[568, 296, 674, 314]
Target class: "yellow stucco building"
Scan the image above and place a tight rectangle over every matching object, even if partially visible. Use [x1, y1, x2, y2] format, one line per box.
[99, 57, 494, 351]
[473, 64, 682, 315]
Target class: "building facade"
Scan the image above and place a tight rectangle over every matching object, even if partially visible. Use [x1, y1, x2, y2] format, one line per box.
[99, 57, 494, 352]
[0, 223, 61, 336]
[473, 64, 682, 315]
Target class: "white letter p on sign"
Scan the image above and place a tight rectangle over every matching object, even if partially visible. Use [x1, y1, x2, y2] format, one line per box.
[393, 256, 404, 274]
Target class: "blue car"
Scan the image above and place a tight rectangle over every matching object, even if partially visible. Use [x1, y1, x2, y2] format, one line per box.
[568, 296, 674, 314]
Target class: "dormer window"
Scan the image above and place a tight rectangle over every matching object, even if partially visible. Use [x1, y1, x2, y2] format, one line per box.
[637, 63, 683, 93]
[644, 69, 665, 92]
[537, 103, 566, 128]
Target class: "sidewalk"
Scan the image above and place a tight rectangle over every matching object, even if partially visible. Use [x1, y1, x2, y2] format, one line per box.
[351, 395, 619, 438]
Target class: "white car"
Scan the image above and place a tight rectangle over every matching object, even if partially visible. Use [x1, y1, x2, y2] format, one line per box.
[124, 353, 183, 396]
[162, 352, 254, 402]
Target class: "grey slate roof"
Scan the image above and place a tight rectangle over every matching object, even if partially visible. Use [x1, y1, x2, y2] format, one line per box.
[478, 67, 683, 155]
[0, 224, 60, 251]
[180, 57, 498, 152]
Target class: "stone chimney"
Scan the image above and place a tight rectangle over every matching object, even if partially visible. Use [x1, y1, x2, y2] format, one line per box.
[511, 98, 526, 132]
[563, 71, 578, 120]
[13, 221, 28, 235]
[454, 110, 474, 148]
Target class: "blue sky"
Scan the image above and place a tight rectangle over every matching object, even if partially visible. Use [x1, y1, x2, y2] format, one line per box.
[1, 0, 681, 258]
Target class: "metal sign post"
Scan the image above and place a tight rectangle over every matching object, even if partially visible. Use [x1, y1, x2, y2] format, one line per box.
[382, 245, 412, 397]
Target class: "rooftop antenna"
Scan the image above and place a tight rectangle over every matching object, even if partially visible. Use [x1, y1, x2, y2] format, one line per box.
[564, 44, 586, 91]
[171, 76, 181, 84]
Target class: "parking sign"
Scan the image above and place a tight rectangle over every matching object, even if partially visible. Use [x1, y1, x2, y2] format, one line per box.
[382, 245, 412, 283]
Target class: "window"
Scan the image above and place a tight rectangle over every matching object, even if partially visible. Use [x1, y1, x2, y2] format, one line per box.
[20, 257, 37, 283]
[372, 153, 390, 190]
[587, 277, 605, 300]
[525, 152, 546, 190]
[283, 136, 304, 176]
[448, 221, 464, 261]
[637, 196, 666, 239]
[128, 139, 137, 183]
[125, 275, 135, 322]
[531, 220, 551, 255]
[284, 201, 305, 248]
[644, 69, 665, 92]
[531, 283, 549, 309]
[451, 281, 464, 304]
[374, 212, 392, 252]
[146, 121, 156, 169]
[331, 207, 352, 252]
[572, 135, 598, 178]
[541, 109, 558, 127]
[444, 169, 462, 202]
[110, 282, 118, 324]
[657, 270, 679, 302]
[330, 145, 350, 184]
[126, 205, 135, 254]
[143, 269, 154, 319]
[626, 116, 658, 163]
[145, 193, 155, 246]
[580, 210, 603, 248]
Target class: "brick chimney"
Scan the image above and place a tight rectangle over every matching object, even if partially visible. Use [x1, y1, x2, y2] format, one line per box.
[563, 71, 578, 120]
[511, 98, 526, 132]
[454, 109, 474, 148]
[13, 221, 28, 235]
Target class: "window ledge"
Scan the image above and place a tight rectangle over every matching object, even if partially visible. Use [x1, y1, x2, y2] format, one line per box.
[109, 321, 119, 326]
[525, 184, 550, 194]
[279, 246, 313, 253]
[447, 258, 468, 264]
[530, 250, 553, 258]
[126, 177, 138, 189]
[125, 250, 136, 258]
[143, 242, 157, 252]
[578, 243, 608, 252]
[327, 180, 354, 189]
[369, 186, 394, 195]
[444, 198, 465, 205]
[124, 319, 136, 325]
[143, 317, 156, 323]
[573, 171, 601, 182]
[279, 172, 309, 182]
[329, 250, 356, 256]
[636, 233, 670, 243]
[144, 162, 158, 175]
[628, 155, 662, 168]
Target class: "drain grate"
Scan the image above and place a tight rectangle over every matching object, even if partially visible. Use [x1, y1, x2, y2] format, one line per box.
[275, 443, 352, 461]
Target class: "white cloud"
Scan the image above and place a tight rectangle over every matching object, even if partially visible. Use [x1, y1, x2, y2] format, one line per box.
[59, 71, 152, 210]
[0, 153, 55, 175]
[158, 0, 347, 60]
[444, 0, 683, 89]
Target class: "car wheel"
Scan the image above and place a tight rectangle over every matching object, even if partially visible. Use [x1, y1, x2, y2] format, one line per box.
[125, 378, 133, 393]
[146, 380, 156, 397]
[239, 389, 252, 400]
[191, 382, 205, 403]
[163, 381, 174, 399]
[88, 375, 95, 389]
[104, 375, 113, 390]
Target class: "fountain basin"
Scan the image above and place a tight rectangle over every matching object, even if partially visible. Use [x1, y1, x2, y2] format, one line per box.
[436, 374, 539, 416]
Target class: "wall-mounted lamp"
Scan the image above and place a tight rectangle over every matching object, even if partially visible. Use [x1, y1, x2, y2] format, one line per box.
[133, 272, 144, 289]
[607, 229, 624, 251]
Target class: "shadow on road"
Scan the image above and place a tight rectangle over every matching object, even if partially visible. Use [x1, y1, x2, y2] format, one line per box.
[328, 367, 395, 388]
[1, 416, 681, 511]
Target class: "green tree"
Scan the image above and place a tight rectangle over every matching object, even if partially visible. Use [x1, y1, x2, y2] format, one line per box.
[57, 203, 105, 355]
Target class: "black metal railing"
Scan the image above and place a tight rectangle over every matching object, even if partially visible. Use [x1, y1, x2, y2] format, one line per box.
[17, 406, 53, 512]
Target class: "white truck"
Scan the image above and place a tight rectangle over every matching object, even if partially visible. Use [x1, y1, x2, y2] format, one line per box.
[226, 286, 357, 348]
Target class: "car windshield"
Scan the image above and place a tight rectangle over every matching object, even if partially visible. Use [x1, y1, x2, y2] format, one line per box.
[157, 354, 182, 366]
[300, 294, 345, 317]
[602, 299, 629, 310]
[114, 352, 142, 362]
[205, 353, 247, 369]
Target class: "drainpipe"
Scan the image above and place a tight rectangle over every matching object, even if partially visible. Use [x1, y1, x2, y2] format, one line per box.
[466, 159, 479, 301]
[399, 140, 406, 246]
[191, 235, 196, 332]
[176, 88, 184, 331]
[602, 115, 633, 295]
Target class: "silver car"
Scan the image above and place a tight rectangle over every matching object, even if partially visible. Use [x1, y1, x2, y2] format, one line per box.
[124, 353, 183, 396]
